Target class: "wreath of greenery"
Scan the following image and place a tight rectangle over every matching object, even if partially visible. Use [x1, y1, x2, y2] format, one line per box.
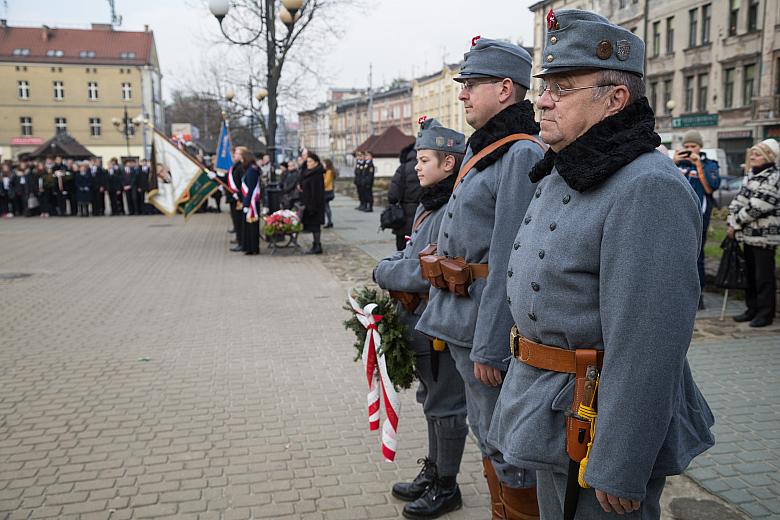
[343, 286, 417, 391]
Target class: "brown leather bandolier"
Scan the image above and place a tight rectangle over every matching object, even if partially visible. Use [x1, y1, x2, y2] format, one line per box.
[418, 245, 489, 297]
[510, 325, 603, 520]
[388, 290, 428, 313]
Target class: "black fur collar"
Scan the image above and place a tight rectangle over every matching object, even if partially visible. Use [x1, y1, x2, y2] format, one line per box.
[468, 100, 541, 171]
[420, 172, 456, 211]
[529, 97, 660, 192]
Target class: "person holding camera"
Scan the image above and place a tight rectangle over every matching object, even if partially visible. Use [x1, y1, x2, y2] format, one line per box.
[674, 130, 720, 309]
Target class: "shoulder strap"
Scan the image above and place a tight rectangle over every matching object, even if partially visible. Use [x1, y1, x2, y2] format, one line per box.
[693, 158, 713, 195]
[412, 209, 433, 233]
[454, 133, 546, 189]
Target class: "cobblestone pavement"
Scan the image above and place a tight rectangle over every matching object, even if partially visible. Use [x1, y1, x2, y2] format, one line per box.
[0, 196, 770, 520]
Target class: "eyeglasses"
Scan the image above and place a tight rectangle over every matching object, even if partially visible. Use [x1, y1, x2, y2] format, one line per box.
[460, 78, 502, 92]
[537, 81, 616, 102]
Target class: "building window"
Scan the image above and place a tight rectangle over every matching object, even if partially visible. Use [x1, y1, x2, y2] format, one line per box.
[729, 0, 739, 36]
[747, 0, 759, 32]
[652, 21, 661, 57]
[53, 81, 64, 100]
[650, 81, 658, 113]
[54, 117, 67, 135]
[121, 82, 132, 100]
[697, 73, 709, 111]
[666, 17, 675, 54]
[684, 75, 694, 112]
[724, 67, 735, 108]
[87, 81, 99, 100]
[619, 0, 627, 7]
[688, 8, 698, 47]
[89, 118, 101, 137]
[12, 48, 30, 56]
[702, 4, 711, 44]
[17, 80, 30, 99]
[46, 49, 64, 57]
[743, 64, 756, 106]
[663, 79, 673, 114]
[20, 117, 33, 136]
[79, 50, 96, 58]
[119, 51, 137, 59]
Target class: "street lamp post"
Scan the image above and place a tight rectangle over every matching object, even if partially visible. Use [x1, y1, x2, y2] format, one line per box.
[209, 0, 304, 202]
[112, 106, 143, 159]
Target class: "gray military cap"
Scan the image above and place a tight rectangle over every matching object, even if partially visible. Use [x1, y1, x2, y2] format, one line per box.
[454, 36, 533, 89]
[415, 117, 466, 154]
[536, 9, 645, 78]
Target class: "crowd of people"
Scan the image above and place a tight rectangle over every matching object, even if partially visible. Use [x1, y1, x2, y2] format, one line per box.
[220, 148, 337, 255]
[0, 156, 157, 218]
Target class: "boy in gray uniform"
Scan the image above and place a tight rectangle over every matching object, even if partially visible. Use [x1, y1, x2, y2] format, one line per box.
[374, 118, 468, 519]
[415, 37, 545, 519]
[490, 9, 714, 519]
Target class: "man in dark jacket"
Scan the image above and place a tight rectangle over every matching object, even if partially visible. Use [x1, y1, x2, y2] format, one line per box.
[388, 143, 422, 250]
[107, 158, 124, 215]
[122, 159, 137, 215]
[90, 158, 107, 216]
[361, 151, 376, 212]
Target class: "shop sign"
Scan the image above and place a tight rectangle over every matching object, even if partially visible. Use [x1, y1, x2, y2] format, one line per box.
[10, 137, 43, 146]
[672, 114, 719, 128]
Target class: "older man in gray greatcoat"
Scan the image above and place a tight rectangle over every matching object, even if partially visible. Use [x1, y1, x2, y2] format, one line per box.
[489, 9, 715, 520]
[416, 37, 545, 520]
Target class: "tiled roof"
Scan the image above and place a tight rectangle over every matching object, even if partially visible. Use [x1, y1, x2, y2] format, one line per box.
[354, 126, 414, 157]
[26, 133, 95, 159]
[0, 24, 155, 66]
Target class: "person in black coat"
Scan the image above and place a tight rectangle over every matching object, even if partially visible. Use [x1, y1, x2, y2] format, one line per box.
[137, 159, 152, 215]
[388, 143, 423, 250]
[107, 158, 124, 215]
[228, 152, 246, 252]
[75, 162, 92, 217]
[299, 152, 326, 254]
[239, 147, 261, 255]
[122, 159, 137, 215]
[90, 158, 107, 216]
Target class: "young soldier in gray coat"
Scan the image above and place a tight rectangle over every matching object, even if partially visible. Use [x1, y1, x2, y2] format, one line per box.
[489, 10, 715, 519]
[374, 118, 468, 519]
[415, 38, 544, 519]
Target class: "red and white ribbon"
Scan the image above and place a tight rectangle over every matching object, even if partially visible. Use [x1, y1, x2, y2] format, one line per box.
[248, 183, 261, 221]
[348, 289, 400, 462]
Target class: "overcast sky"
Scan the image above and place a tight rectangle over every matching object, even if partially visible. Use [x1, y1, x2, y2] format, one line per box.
[6, 1, 537, 115]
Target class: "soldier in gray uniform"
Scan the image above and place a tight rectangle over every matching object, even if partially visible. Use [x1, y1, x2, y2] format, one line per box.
[415, 37, 545, 520]
[489, 10, 715, 519]
[374, 118, 468, 519]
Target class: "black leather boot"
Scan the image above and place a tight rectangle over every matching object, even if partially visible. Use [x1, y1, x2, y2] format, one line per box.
[733, 310, 756, 323]
[392, 458, 437, 502]
[402, 475, 461, 519]
[305, 242, 323, 255]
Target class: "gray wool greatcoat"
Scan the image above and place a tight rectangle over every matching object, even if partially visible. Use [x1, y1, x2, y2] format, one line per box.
[488, 151, 716, 501]
[415, 141, 544, 369]
[374, 204, 447, 355]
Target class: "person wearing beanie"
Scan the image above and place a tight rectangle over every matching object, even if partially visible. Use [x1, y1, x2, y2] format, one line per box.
[492, 9, 713, 519]
[674, 129, 721, 309]
[374, 117, 469, 519]
[727, 138, 780, 327]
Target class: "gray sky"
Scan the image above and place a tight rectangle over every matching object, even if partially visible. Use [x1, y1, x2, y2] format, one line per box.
[6, 1, 537, 114]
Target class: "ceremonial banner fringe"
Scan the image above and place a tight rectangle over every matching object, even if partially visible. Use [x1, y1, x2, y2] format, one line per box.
[348, 289, 400, 462]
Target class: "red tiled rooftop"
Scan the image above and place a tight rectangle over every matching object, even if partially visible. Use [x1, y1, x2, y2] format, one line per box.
[0, 23, 155, 66]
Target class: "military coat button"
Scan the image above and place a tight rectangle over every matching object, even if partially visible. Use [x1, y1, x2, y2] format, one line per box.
[563, 194, 571, 204]
[524, 216, 532, 225]
[531, 282, 540, 292]
[528, 312, 537, 321]
[444, 232, 449, 238]
[508, 269, 513, 278]
[549, 222, 557, 231]
[452, 194, 457, 200]
[443, 250, 449, 256]
[538, 249, 545, 259]
[507, 297, 512, 305]
[535, 188, 542, 198]
[550, 36, 558, 44]
[513, 242, 520, 250]
[448, 212, 453, 218]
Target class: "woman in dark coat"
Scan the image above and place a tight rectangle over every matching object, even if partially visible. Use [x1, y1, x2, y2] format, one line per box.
[388, 143, 422, 250]
[75, 163, 93, 217]
[239, 147, 261, 255]
[299, 152, 326, 254]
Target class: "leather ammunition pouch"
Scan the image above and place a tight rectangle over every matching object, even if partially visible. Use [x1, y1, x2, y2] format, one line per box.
[439, 257, 471, 297]
[388, 290, 428, 313]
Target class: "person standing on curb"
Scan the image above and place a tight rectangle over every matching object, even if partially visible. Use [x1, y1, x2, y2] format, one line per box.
[416, 37, 545, 520]
[673, 130, 720, 309]
[491, 10, 714, 519]
[388, 142, 422, 251]
[727, 139, 780, 328]
[375, 118, 469, 519]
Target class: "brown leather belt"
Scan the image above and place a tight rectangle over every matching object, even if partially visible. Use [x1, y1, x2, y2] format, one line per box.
[510, 325, 604, 373]
[389, 290, 429, 313]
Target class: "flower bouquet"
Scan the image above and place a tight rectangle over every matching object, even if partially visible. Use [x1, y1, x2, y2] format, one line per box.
[262, 209, 303, 237]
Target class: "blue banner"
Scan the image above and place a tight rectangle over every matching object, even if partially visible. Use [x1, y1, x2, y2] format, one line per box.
[215, 122, 233, 171]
